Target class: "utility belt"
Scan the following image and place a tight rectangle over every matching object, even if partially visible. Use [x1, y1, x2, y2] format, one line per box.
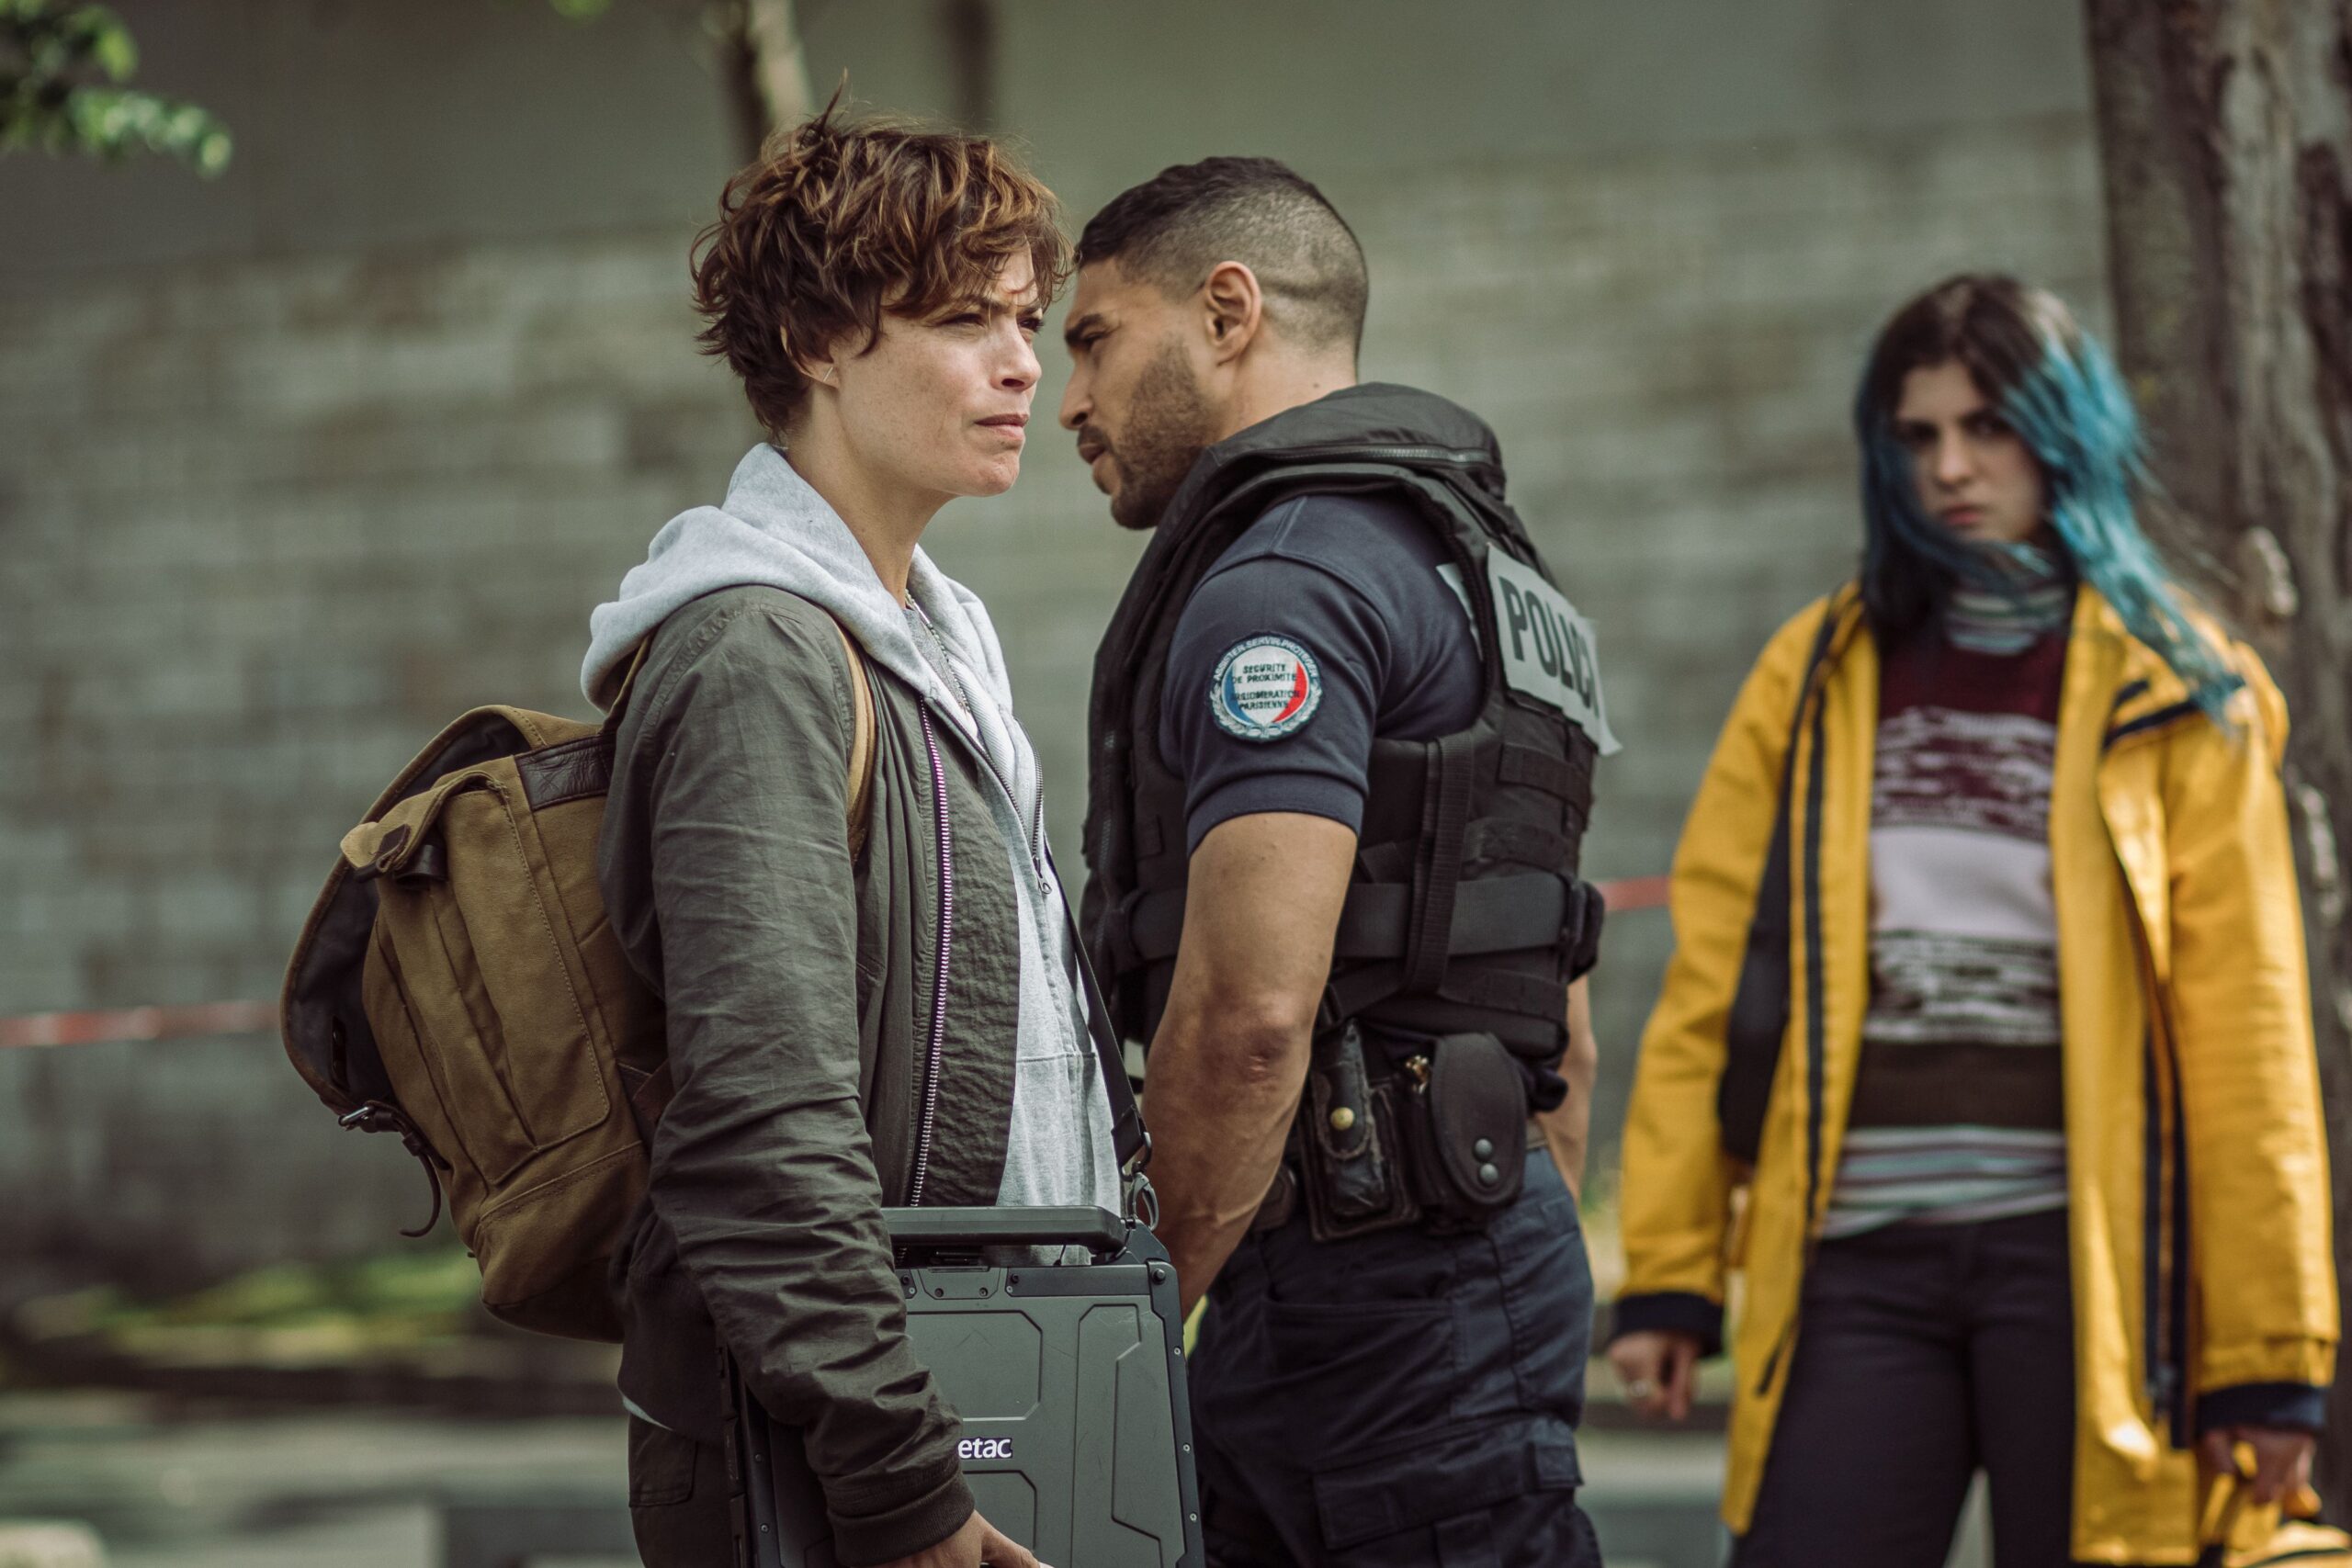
[1252, 1021, 1540, 1241]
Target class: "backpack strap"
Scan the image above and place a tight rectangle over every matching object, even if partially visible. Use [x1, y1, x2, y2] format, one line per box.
[602, 622, 876, 854]
[594, 619, 876, 1145]
[827, 616, 878, 860]
[600, 641, 652, 735]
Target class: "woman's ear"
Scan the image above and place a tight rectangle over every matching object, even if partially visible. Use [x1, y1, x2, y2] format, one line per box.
[786, 325, 839, 390]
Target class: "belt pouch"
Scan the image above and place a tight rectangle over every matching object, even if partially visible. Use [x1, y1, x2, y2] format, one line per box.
[1400, 1032, 1528, 1225]
[1300, 1020, 1419, 1239]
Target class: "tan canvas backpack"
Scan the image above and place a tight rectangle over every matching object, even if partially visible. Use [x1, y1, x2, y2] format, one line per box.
[281, 623, 875, 1341]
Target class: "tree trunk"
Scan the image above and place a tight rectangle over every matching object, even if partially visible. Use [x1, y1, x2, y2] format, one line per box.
[940, 0, 997, 130]
[712, 0, 810, 161]
[2084, 0, 2352, 1514]
[743, 0, 811, 130]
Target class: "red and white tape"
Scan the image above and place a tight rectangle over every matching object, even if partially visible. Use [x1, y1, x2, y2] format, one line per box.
[0, 999, 281, 1051]
[0, 876, 1671, 1050]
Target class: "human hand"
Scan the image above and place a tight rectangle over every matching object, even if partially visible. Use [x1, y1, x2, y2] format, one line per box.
[2200, 1426, 2318, 1510]
[876, 1509, 1046, 1568]
[1607, 1329, 1702, 1422]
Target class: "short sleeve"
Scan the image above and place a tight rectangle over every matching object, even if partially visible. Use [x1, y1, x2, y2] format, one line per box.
[1161, 552, 1389, 852]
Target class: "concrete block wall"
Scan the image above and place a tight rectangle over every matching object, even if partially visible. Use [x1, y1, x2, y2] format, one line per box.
[0, 115, 2108, 1291]
[0, 237, 761, 1293]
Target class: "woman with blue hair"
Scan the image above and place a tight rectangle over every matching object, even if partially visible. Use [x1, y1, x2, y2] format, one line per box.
[1607, 275, 2335, 1565]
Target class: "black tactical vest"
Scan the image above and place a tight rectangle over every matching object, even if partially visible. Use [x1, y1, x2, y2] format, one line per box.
[1081, 386, 1606, 1083]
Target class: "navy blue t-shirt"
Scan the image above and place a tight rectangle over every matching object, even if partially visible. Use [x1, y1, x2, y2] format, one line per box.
[1161, 491, 1482, 852]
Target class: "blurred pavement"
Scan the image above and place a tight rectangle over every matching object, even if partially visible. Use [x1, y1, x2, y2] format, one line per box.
[0, 1393, 628, 1568]
[1, 1389, 1995, 1567]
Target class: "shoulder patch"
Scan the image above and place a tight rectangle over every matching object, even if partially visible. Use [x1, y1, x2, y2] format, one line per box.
[1209, 635, 1323, 741]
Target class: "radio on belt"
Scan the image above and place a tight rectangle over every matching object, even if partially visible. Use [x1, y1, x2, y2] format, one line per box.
[724, 1203, 1205, 1568]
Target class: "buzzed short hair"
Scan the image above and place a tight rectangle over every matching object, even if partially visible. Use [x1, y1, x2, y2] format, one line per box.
[1078, 157, 1368, 355]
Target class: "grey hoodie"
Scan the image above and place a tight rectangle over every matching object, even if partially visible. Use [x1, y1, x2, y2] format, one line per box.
[583, 442, 1119, 1222]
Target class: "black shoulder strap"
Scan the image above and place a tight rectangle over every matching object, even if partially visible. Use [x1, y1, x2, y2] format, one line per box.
[1049, 849, 1150, 1178]
[1717, 593, 1848, 1166]
[1070, 922, 1151, 1178]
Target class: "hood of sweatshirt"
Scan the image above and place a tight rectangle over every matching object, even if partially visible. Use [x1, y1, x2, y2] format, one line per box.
[582, 442, 1042, 851]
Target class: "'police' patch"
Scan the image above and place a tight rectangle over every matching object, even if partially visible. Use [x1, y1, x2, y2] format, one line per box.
[1209, 636, 1323, 741]
[1485, 553, 1622, 755]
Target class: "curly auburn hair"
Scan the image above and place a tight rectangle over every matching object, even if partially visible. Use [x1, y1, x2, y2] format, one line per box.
[690, 106, 1071, 437]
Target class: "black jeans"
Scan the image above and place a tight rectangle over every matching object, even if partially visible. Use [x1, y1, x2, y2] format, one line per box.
[1734, 1208, 2077, 1568]
[1190, 1149, 1601, 1568]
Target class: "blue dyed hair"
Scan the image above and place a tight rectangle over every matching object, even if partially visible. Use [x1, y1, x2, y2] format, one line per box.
[1854, 275, 2238, 721]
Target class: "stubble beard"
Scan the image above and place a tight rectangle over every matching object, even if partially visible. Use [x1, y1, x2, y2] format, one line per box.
[1106, 342, 1217, 532]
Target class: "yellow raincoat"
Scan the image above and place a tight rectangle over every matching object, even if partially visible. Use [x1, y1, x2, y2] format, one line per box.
[1615, 585, 2335, 1563]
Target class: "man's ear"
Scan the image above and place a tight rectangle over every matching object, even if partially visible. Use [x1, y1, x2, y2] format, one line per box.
[1200, 261, 1264, 366]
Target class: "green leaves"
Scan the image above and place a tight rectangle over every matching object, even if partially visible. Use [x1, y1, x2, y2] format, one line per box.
[2, 0, 614, 178]
[1, 0, 233, 174]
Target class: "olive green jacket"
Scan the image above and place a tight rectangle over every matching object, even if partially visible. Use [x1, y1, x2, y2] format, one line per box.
[599, 585, 1023, 1565]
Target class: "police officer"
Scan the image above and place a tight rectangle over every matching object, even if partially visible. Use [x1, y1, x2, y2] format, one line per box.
[1061, 157, 1614, 1568]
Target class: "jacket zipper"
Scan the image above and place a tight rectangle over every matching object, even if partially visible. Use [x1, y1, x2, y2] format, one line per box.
[1757, 637, 1840, 1399]
[2119, 853, 2189, 1438]
[2106, 707, 2200, 1437]
[908, 704, 955, 1207]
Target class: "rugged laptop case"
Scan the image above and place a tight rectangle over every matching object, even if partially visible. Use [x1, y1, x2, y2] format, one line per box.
[727, 1204, 1204, 1568]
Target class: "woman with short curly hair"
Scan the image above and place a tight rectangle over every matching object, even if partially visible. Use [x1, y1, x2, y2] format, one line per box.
[581, 107, 1104, 1568]
[1609, 275, 2335, 1566]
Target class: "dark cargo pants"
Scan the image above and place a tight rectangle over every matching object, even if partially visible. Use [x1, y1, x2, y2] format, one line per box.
[1189, 1147, 1602, 1567]
[626, 1414, 734, 1566]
